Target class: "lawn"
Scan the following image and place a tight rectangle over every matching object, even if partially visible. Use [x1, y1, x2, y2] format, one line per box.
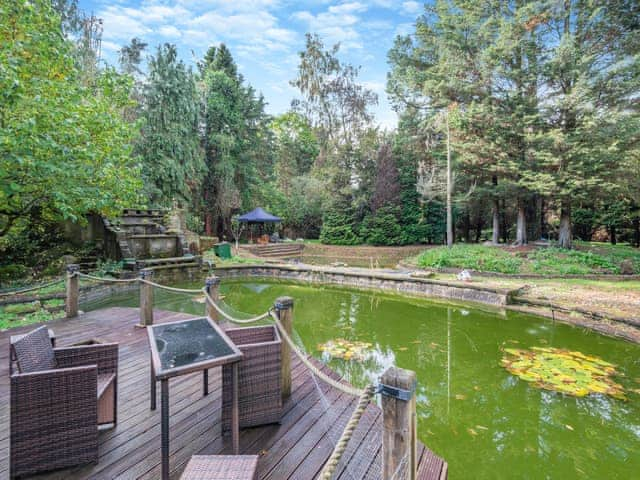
[412, 243, 640, 275]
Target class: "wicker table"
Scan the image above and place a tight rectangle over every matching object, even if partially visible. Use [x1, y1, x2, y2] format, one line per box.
[147, 317, 244, 480]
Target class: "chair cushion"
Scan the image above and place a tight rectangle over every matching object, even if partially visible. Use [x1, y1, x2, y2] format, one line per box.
[12, 326, 56, 373]
[97, 373, 116, 398]
[180, 455, 258, 480]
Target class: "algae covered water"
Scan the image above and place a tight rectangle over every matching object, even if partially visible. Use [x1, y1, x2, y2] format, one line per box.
[84, 279, 640, 479]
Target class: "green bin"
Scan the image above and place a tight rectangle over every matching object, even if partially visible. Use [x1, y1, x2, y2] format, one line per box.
[214, 242, 232, 259]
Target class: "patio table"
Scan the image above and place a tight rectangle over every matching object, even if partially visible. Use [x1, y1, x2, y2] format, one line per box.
[147, 317, 243, 480]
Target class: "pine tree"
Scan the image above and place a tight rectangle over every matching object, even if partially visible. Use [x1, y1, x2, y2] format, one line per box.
[138, 44, 205, 206]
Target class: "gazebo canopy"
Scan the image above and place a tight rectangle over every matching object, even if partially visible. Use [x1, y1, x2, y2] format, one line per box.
[236, 207, 281, 223]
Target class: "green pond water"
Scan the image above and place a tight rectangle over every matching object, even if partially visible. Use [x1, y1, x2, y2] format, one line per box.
[83, 279, 640, 479]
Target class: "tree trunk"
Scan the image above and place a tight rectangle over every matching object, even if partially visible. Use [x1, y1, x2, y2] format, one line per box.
[462, 209, 471, 243]
[446, 113, 453, 247]
[501, 198, 508, 244]
[475, 216, 483, 243]
[205, 213, 213, 236]
[492, 176, 499, 245]
[558, 200, 573, 249]
[540, 197, 547, 240]
[515, 203, 527, 245]
[633, 217, 640, 248]
[610, 225, 617, 245]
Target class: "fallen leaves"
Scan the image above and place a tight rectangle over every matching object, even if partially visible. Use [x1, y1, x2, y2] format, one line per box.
[501, 346, 627, 400]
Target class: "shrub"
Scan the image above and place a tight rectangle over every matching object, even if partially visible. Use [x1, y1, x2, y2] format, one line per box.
[320, 206, 361, 245]
[361, 206, 403, 246]
[416, 245, 523, 273]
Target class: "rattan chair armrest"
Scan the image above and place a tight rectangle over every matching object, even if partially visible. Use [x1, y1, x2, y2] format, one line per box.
[54, 343, 118, 375]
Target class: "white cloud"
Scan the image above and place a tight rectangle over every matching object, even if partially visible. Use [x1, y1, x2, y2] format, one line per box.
[158, 25, 182, 38]
[328, 2, 368, 15]
[401, 1, 422, 16]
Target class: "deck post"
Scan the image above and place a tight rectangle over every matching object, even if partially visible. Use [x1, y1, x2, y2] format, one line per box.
[205, 276, 220, 323]
[274, 296, 294, 400]
[138, 268, 154, 326]
[65, 264, 80, 318]
[381, 366, 418, 480]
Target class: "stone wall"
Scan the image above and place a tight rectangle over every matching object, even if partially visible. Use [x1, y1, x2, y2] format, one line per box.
[214, 265, 514, 306]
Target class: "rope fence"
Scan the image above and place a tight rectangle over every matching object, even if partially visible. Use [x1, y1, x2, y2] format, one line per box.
[318, 383, 377, 479]
[269, 310, 366, 397]
[61, 268, 420, 479]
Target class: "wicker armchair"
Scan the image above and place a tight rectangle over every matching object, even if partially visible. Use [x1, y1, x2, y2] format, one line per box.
[222, 325, 282, 433]
[10, 326, 118, 478]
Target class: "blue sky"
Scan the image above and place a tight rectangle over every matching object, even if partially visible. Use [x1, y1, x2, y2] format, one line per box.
[79, 0, 424, 128]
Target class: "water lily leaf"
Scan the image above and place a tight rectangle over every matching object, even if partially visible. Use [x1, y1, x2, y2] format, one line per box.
[565, 424, 574, 431]
[467, 428, 478, 436]
[317, 338, 372, 361]
[455, 394, 467, 400]
[501, 347, 627, 401]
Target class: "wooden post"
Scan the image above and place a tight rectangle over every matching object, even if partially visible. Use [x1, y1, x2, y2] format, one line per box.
[65, 264, 80, 318]
[381, 366, 418, 480]
[205, 276, 220, 322]
[274, 296, 294, 400]
[138, 268, 154, 327]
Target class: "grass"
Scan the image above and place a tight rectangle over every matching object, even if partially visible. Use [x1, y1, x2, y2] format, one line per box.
[0, 303, 65, 330]
[414, 243, 640, 275]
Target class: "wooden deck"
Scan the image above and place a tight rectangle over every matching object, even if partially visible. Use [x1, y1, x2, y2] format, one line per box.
[0, 307, 447, 480]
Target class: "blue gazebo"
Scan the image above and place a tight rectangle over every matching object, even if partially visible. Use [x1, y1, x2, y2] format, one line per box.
[236, 207, 281, 243]
[236, 207, 281, 224]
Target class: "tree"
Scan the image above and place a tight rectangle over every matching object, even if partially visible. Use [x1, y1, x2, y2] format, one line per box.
[532, 0, 639, 248]
[201, 45, 273, 238]
[137, 44, 205, 206]
[0, 0, 142, 241]
[291, 34, 379, 244]
[119, 38, 147, 77]
[270, 112, 319, 195]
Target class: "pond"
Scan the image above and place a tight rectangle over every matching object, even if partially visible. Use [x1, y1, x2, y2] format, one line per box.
[83, 279, 640, 479]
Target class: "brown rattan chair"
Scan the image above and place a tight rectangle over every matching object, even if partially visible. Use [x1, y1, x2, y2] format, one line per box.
[180, 455, 259, 479]
[222, 325, 282, 433]
[10, 326, 118, 478]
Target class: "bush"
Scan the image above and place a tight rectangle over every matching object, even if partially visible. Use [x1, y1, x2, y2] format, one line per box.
[527, 247, 619, 274]
[361, 207, 403, 246]
[320, 206, 361, 245]
[416, 245, 523, 273]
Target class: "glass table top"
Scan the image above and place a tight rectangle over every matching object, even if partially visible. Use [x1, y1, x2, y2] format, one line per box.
[151, 318, 235, 372]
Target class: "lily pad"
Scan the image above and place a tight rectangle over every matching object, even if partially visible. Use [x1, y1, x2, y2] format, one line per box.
[501, 347, 627, 400]
[317, 338, 372, 361]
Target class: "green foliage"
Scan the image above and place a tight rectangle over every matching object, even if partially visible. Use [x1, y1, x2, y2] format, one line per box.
[528, 248, 619, 275]
[415, 244, 640, 275]
[201, 47, 273, 235]
[320, 203, 361, 246]
[138, 44, 205, 206]
[416, 245, 523, 274]
[0, 0, 142, 240]
[361, 206, 403, 246]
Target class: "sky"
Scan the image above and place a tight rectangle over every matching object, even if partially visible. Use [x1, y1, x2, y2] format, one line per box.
[78, 0, 424, 129]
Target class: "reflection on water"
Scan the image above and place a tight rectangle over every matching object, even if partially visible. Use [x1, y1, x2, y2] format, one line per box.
[83, 279, 640, 479]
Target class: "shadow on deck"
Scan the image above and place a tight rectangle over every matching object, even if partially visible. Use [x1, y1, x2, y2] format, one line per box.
[0, 307, 446, 479]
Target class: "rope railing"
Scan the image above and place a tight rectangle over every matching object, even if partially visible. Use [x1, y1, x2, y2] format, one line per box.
[0, 277, 65, 297]
[75, 272, 139, 283]
[202, 289, 271, 324]
[269, 310, 365, 397]
[318, 383, 376, 479]
[63, 269, 418, 479]
[138, 278, 202, 294]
